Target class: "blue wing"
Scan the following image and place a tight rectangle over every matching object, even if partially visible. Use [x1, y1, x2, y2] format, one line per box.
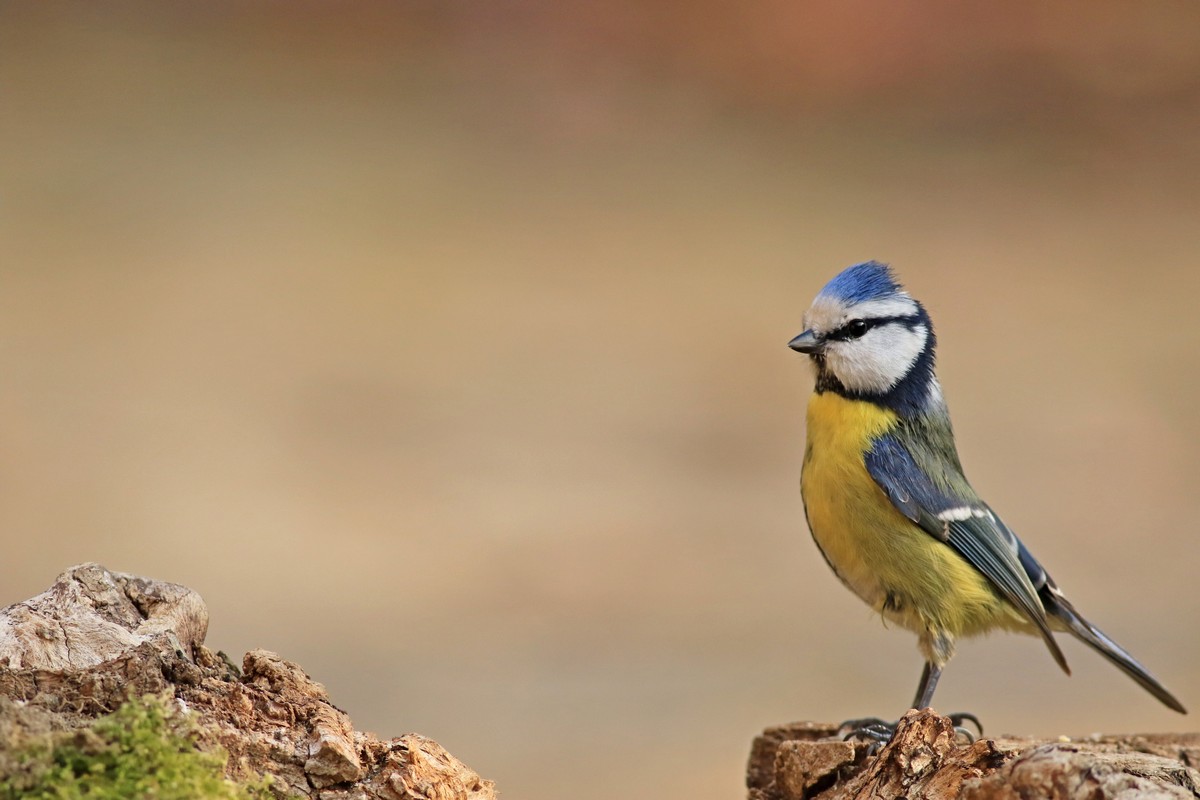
[864, 433, 1069, 673]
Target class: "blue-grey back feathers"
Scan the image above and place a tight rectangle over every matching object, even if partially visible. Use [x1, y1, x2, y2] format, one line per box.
[865, 430, 1069, 672]
[864, 435, 956, 539]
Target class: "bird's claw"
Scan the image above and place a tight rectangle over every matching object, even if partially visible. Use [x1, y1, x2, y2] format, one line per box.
[947, 712, 983, 743]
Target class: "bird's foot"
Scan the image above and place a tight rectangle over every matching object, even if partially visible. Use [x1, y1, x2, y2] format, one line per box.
[838, 712, 982, 749]
[838, 717, 896, 755]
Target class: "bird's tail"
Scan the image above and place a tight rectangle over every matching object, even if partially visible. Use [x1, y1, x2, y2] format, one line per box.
[1044, 588, 1187, 714]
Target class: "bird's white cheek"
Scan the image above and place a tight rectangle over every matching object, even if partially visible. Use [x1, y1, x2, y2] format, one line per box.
[828, 324, 927, 393]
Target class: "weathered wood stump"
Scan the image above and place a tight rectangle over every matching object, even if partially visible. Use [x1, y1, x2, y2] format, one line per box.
[748, 710, 1200, 800]
[0, 563, 495, 799]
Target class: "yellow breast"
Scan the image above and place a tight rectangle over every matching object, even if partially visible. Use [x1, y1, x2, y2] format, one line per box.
[800, 391, 1016, 639]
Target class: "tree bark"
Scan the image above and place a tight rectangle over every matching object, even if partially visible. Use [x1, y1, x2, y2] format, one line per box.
[748, 710, 1200, 800]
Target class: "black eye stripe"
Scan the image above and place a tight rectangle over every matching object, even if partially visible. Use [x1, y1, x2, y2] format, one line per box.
[826, 315, 916, 341]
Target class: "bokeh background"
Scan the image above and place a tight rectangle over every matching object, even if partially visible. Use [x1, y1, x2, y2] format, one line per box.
[4, 3, 1200, 799]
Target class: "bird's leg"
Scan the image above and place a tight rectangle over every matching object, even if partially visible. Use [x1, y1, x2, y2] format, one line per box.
[841, 661, 981, 745]
[912, 660, 982, 740]
[912, 661, 940, 708]
[837, 662, 935, 743]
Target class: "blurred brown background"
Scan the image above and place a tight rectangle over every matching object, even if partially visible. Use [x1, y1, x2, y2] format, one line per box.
[3, 3, 1200, 799]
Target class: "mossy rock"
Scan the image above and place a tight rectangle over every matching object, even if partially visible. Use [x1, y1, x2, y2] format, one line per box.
[0, 693, 270, 800]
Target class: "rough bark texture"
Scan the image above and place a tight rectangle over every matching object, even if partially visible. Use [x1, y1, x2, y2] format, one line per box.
[748, 710, 1200, 800]
[0, 563, 495, 800]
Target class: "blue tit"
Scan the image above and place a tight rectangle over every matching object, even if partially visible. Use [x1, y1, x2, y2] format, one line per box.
[789, 261, 1185, 718]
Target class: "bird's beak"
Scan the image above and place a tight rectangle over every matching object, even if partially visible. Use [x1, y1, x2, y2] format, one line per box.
[788, 329, 824, 354]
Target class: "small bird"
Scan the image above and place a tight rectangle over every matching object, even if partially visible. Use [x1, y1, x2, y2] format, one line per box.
[789, 261, 1185, 728]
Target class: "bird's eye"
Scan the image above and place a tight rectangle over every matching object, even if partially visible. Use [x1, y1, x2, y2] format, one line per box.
[846, 319, 870, 338]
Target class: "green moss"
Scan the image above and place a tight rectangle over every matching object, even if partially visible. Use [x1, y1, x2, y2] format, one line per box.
[0, 693, 271, 800]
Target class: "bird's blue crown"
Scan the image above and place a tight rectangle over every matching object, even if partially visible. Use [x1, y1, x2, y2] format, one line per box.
[818, 261, 904, 305]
